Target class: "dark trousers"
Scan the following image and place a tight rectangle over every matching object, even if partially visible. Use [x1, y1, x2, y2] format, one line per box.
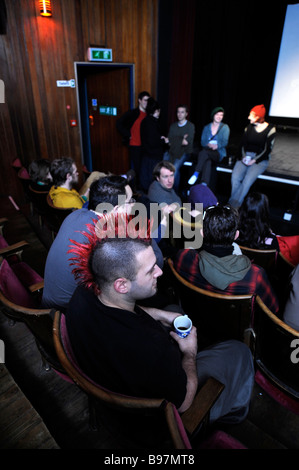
[195, 148, 220, 186]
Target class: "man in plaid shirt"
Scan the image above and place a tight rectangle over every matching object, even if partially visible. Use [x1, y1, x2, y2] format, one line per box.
[173, 204, 279, 314]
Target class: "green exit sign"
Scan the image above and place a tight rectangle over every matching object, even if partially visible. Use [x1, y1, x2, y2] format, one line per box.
[99, 106, 117, 116]
[87, 48, 113, 62]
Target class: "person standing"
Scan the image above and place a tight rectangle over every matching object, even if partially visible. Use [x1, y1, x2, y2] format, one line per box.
[116, 91, 150, 185]
[188, 107, 230, 187]
[164, 105, 195, 190]
[139, 98, 166, 192]
[228, 105, 276, 209]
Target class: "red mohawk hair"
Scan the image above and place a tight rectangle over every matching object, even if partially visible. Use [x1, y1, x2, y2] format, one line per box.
[68, 212, 152, 294]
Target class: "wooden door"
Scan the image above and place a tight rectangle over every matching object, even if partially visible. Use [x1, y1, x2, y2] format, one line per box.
[85, 67, 131, 175]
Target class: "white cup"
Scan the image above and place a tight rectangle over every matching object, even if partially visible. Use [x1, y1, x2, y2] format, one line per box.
[243, 156, 251, 165]
[173, 315, 192, 338]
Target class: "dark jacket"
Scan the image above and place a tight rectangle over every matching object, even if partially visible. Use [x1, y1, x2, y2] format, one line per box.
[116, 107, 141, 145]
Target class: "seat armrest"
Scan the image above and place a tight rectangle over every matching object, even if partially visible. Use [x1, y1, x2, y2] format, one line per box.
[181, 377, 224, 435]
[29, 281, 44, 293]
[0, 241, 29, 259]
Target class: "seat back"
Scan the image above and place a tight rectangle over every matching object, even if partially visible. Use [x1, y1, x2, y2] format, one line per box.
[53, 311, 177, 446]
[167, 259, 255, 349]
[239, 245, 277, 273]
[53, 311, 165, 409]
[271, 252, 296, 311]
[28, 185, 49, 219]
[45, 194, 74, 235]
[254, 295, 299, 401]
[0, 257, 63, 372]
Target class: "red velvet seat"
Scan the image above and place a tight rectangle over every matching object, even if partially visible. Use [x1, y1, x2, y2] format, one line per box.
[0, 258, 64, 374]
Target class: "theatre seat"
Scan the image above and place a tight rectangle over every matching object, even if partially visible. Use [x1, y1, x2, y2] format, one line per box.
[166, 258, 255, 351]
[53, 310, 226, 448]
[253, 295, 299, 414]
[0, 257, 64, 374]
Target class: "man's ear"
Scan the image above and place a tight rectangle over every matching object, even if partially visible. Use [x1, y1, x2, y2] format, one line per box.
[234, 229, 239, 240]
[200, 228, 204, 238]
[114, 278, 129, 294]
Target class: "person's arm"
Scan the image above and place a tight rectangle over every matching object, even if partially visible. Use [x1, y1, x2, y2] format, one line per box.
[217, 124, 230, 152]
[140, 306, 182, 327]
[169, 327, 199, 412]
[254, 126, 276, 163]
[200, 124, 210, 148]
[256, 267, 279, 314]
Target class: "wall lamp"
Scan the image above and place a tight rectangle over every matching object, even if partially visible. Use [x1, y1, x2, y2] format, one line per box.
[39, 0, 52, 17]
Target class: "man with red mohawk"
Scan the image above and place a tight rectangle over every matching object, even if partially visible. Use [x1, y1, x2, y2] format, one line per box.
[65, 212, 254, 424]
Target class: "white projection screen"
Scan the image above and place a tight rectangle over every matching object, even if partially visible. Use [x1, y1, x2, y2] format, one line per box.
[269, 3, 299, 119]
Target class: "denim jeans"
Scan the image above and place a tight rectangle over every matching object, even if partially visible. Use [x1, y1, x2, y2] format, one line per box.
[164, 151, 188, 190]
[229, 159, 269, 208]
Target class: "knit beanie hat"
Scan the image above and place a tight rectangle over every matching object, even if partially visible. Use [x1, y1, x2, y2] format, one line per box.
[188, 183, 218, 210]
[250, 104, 266, 122]
[211, 107, 224, 120]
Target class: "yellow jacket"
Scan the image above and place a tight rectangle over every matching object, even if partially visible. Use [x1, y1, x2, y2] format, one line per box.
[49, 186, 84, 209]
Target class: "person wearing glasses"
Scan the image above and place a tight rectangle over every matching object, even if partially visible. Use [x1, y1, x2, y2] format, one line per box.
[49, 157, 104, 209]
[42, 175, 163, 311]
[173, 204, 279, 313]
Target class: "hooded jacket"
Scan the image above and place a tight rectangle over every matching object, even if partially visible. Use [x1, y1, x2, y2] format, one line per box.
[198, 249, 252, 290]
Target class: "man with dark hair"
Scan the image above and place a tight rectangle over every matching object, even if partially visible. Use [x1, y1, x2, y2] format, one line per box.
[42, 176, 143, 309]
[66, 212, 254, 422]
[174, 204, 279, 313]
[116, 91, 150, 182]
[49, 157, 103, 209]
[148, 160, 182, 207]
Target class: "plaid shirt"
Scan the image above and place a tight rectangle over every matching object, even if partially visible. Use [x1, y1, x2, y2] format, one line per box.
[173, 249, 279, 313]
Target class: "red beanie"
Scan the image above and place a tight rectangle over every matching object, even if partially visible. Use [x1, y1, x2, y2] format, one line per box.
[250, 104, 266, 122]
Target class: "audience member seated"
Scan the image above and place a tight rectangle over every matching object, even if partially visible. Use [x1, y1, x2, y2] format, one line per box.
[65, 212, 254, 421]
[283, 264, 299, 331]
[42, 176, 164, 311]
[188, 183, 218, 213]
[188, 107, 230, 187]
[148, 161, 182, 207]
[173, 204, 279, 313]
[49, 157, 104, 209]
[238, 192, 299, 266]
[28, 159, 53, 192]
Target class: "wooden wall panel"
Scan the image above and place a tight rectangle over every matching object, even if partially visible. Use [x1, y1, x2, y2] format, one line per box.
[0, 0, 158, 203]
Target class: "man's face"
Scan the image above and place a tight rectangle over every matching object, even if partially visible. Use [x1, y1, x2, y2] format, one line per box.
[157, 167, 175, 190]
[177, 107, 188, 122]
[70, 164, 79, 184]
[129, 246, 163, 300]
[139, 96, 149, 112]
